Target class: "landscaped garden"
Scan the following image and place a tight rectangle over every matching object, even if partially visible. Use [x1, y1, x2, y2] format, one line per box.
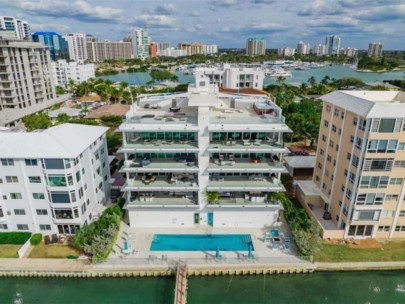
[28, 244, 80, 259]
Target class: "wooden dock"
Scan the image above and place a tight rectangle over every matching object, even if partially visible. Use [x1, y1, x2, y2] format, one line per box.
[174, 262, 188, 304]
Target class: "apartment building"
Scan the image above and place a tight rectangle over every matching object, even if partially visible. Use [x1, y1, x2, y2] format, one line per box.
[368, 42, 383, 58]
[32, 32, 69, 61]
[246, 38, 266, 56]
[149, 42, 158, 58]
[0, 124, 110, 234]
[297, 91, 405, 239]
[87, 41, 133, 62]
[278, 47, 296, 57]
[51, 60, 95, 86]
[296, 41, 310, 55]
[132, 29, 150, 59]
[118, 75, 291, 228]
[0, 16, 30, 40]
[203, 44, 219, 55]
[178, 42, 204, 56]
[313, 44, 328, 56]
[340, 47, 357, 57]
[0, 39, 57, 126]
[64, 33, 88, 62]
[159, 47, 187, 57]
[325, 35, 341, 55]
[194, 64, 265, 90]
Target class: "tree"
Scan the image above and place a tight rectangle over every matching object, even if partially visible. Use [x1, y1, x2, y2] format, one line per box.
[56, 113, 70, 124]
[292, 222, 323, 257]
[67, 79, 77, 93]
[205, 192, 219, 204]
[22, 113, 52, 131]
[100, 115, 123, 128]
[55, 86, 65, 95]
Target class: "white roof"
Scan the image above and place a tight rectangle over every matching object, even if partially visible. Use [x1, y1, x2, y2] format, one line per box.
[321, 91, 405, 118]
[48, 108, 82, 119]
[284, 156, 316, 168]
[0, 123, 108, 159]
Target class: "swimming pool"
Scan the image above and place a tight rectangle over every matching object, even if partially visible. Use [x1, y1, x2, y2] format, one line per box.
[150, 234, 254, 251]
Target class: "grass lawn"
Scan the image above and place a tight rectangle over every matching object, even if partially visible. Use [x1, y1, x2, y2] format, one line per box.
[28, 244, 80, 259]
[0, 245, 20, 258]
[315, 241, 405, 262]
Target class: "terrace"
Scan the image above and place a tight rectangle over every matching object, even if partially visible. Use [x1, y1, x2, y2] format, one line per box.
[122, 159, 198, 172]
[208, 158, 286, 173]
[207, 176, 285, 191]
[124, 173, 199, 191]
[126, 193, 198, 208]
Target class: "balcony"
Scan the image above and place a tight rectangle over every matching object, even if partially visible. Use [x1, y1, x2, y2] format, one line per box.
[120, 140, 199, 153]
[126, 193, 198, 208]
[207, 176, 285, 191]
[124, 175, 198, 191]
[121, 159, 198, 172]
[208, 192, 282, 208]
[208, 158, 286, 173]
[208, 140, 288, 153]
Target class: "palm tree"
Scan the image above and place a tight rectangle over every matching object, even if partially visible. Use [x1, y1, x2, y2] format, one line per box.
[307, 76, 317, 88]
[320, 75, 330, 85]
[67, 79, 77, 93]
[276, 76, 286, 86]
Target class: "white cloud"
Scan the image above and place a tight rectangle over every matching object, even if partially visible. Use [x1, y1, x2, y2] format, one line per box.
[153, 3, 177, 15]
[191, 10, 200, 17]
[131, 15, 177, 28]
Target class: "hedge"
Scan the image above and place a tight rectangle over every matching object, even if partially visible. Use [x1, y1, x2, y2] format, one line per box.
[0, 232, 32, 245]
[30, 233, 43, 245]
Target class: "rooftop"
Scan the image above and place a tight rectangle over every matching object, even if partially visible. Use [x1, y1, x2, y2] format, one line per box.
[0, 123, 108, 158]
[321, 91, 405, 118]
[284, 156, 316, 169]
[86, 104, 130, 119]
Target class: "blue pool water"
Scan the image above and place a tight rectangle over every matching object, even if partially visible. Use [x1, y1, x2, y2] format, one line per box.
[150, 234, 253, 251]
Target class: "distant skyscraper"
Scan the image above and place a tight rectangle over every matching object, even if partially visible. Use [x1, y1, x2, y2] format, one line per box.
[278, 47, 295, 57]
[0, 16, 30, 40]
[313, 44, 328, 56]
[203, 44, 219, 55]
[325, 35, 341, 55]
[368, 42, 383, 57]
[297, 41, 310, 55]
[63, 33, 88, 63]
[178, 42, 204, 55]
[246, 38, 266, 56]
[157, 42, 170, 53]
[131, 29, 150, 59]
[149, 42, 158, 58]
[86, 40, 133, 61]
[340, 47, 357, 57]
[32, 32, 69, 61]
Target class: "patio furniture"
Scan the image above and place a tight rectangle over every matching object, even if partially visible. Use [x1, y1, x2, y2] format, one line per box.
[243, 140, 251, 146]
[271, 244, 278, 250]
[271, 229, 280, 237]
[51, 234, 58, 244]
[44, 235, 51, 245]
[58, 235, 67, 244]
[284, 243, 290, 251]
[228, 154, 235, 161]
[284, 236, 291, 243]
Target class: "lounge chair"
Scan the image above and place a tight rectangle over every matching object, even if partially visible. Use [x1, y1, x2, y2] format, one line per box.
[271, 244, 278, 250]
[51, 234, 58, 244]
[284, 243, 290, 251]
[44, 235, 51, 245]
[284, 236, 291, 243]
[270, 229, 280, 237]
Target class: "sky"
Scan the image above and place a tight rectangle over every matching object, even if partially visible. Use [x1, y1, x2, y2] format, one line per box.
[2, 0, 405, 50]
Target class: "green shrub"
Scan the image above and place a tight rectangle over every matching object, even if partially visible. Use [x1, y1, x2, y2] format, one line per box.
[0, 232, 32, 245]
[30, 233, 42, 245]
[66, 255, 79, 259]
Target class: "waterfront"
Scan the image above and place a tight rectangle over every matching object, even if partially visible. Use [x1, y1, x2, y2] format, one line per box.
[1, 271, 405, 303]
[98, 65, 405, 86]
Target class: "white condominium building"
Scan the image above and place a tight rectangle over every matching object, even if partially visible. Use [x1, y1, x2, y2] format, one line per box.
[52, 60, 95, 86]
[203, 44, 219, 55]
[296, 41, 310, 55]
[0, 16, 30, 40]
[118, 75, 291, 228]
[131, 29, 150, 59]
[278, 47, 296, 57]
[368, 42, 383, 58]
[195, 64, 265, 90]
[313, 44, 328, 56]
[64, 33, 88, 63]
[325, 35, 341, 56]
[0, 124, 111, 235]
[0, 40, 56, 126]
[159, 47, 187, 58]
[246, 38, 266, 56]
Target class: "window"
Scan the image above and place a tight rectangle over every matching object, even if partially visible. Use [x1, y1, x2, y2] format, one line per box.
[329, 140, 334, 148]
[1, 159, 14, 166]
[76, 171, 81, 182]
[346, 189, 352, 199]
[390, 178, 403, 185]
[14, 209, 25, 215]
[352, 155, 359, 168]
[326, 105, 331, 112]
[385, 194, 398, 201]
[86, 198, 90, 206]
[318, 162, 322, 169]
[399, 211, 405, 217]
[33, 193, 45, 199]
[52, 209, 73, 219]
[344, 169, 348, 176]
[350, 135, 354, 143]
[355, 138, 363, 150]
[367, 140, 398, 153]
[44, 159, 65, 170]
[371, 118, 402, 133]
[359, 118, 367, 131]
[101, 147, 105, 155]
[363, 159, 394, 171]
[322, 135, 326, 142]
[395, 226, 405, 232]
[378, 226, 390, 232]
[17, 224, 29, 231]
[315, 175, 320, 181]
[394, 160, 405, 168]
[341, 185, 345, 192]
[28, 176, 41, 183]
[332, 125, 337, 132]
[324, 120, 329, 127]
[79, 187, 83, 199]
[327, 155, 332, 162]
[325, 169, 329, 177]
[339, 128, 342, 135]
[381, 210, 394, 218]
[322, 182, 326, 189]
[398, 142, 405, 150]
[47, 175, 67, 187]
[36, 209, 48, 215]
[5, 176, 18, 183]
[10, 193, 22, 199]
[353, 117, 358, 126]
[39, 224, 51, 231]
[81, 203, 86, 214]
[349, 172, 356, 184]
[341, 112, 345, 119]
[50, 191, 71, 203]
[356, 193, 384, 205]
[360, 176, 389, 189]
[0, 224, 7, 230]
[25, 159, 38, 166]
[104, 175, 108, 181]
[336, 144, 339, 151]
[334, 109, 339, 117]
[320, 149, 324, 155]
[347, 153, 351, 160]
[336, 215, 340, 221]
[354, 210, 381, 221]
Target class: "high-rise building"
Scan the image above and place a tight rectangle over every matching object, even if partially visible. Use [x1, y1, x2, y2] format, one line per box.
[313, 44, 328, 56]
[149, 42, 158, 58]
[63, 33, 88, 63]
[118, 74, 290, 228]
[297, 90, 405, 239]
[340, 47, 357, 57]
[246, 38, 266, 56]
[325, 35, 341, 55]
[86, 41, 133, 61]
[195, 63, 265, 90]
[203, 44, 219, 55]
[368, 42, 383, 58]
[157, 42, 170, 54]
[278, 47, 296, 57]
[32, 32, 69, 61]
[52, 60, 95, 86]
[0, 40, 57, 126]
[131, 29, 150, 59]
[0, 123, 110, 234]
[158, 47, 187, 57]
[178, 42, 204, 56]
[86, 34, 97, 43]
[0, 16, 30, 40]
[296, 41, 310, 55]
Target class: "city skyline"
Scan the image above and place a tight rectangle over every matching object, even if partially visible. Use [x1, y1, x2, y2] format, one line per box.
[0, 0, 404, 50]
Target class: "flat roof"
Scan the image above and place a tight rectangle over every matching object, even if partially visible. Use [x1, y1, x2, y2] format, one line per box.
[0, 123, 108, 158]
[86, 104, 130, 119]
[284, 156, 316, 168]
[321, 91, 405, 118]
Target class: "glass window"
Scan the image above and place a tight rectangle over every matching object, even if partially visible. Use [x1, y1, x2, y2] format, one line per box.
[14, 209, 25, 215]
[50, 191, 71, 203]
[39, 224, 51, 230]
[28, 176, 41, 183]
[48, 175, 67, 187]
[17, 224, 29, 230]
[378, 119, 396, 133]
[25, 159, 38, 166]
[33, 193, 45, 199]
[1, 159, 14, 166]
[44, 159, 64, 169]
[76, 171, 81, 182]
[36, 209, 48, 215]
[10, 193, 22, 199]
[53, 209, 73, 219]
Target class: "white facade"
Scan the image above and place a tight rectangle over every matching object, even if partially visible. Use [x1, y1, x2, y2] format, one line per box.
[0, 16, 30, 40]
[131, 29, 150, 59]
[296, 41, 310, 55]
[246, 38, 266, 56]
[278, 47, 296, 57]
[119, 74, 291, 228]
[368, 42, 383, 57]
[203, 44, 219, 55]
[340, 47, 357, 57]
[64, 33, 88, 63]
[159, 47, 187, 57]
[0, 124, 110, 234]
[313, 44, 328, 56]
[195, 64, 265, 90]
[325, 35, 341, 55]
[52, 60, 95, 86]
